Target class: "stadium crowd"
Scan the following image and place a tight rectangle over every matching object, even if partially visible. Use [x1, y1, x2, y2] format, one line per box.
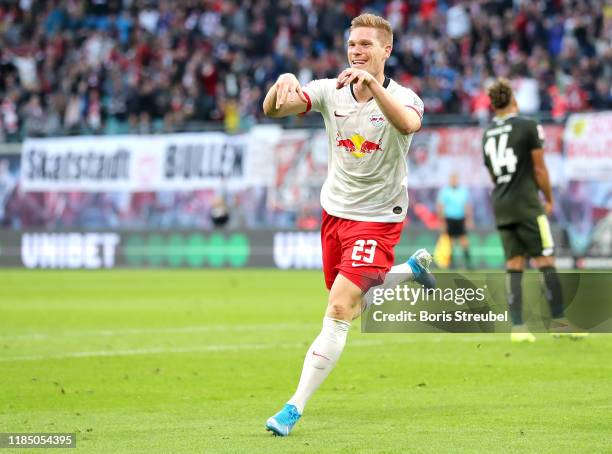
[0, 0, 610, 140]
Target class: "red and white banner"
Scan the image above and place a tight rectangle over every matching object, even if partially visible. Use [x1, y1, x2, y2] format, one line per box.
[20, 133, 256, 191]
[564, 112, 612, 181]
[407, 124, 564, 188]
[18, 116, 606, 194]
[268, 129, 328, 212]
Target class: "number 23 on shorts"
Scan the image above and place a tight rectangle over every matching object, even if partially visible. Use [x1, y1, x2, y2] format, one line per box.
[351, 239, 378, 266]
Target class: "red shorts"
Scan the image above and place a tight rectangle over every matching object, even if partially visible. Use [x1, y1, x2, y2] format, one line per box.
[321, 210, 404, 293]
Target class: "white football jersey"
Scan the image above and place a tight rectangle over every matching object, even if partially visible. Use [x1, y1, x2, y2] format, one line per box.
[303, 77, 423, 223]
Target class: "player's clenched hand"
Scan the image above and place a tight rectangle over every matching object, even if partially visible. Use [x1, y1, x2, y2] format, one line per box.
[274, 74, 308, 109]
[336, 68, 375, 90]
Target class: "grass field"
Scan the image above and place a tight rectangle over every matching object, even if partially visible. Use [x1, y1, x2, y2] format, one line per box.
[1, 270, 610, 453]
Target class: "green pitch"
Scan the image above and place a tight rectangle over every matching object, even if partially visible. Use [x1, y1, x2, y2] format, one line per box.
[0, 270, 610, 453]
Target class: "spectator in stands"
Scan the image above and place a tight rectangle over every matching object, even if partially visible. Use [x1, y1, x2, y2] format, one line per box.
[21, 94, 46, 137]
[0, 158, 16, 226]
[0, 0, 608, 139]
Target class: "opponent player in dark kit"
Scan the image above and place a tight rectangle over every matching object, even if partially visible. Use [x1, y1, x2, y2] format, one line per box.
[483, 78, 586, 342]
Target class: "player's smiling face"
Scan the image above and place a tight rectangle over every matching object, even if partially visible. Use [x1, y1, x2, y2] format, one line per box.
[347, 27, 391, 76]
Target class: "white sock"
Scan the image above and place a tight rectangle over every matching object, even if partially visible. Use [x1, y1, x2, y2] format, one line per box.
[287, 317, 350, 414]
[379, 262, 414, 288]
[361, 263, 414, 312]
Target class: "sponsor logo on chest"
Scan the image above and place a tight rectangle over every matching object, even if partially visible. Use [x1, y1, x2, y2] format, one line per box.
[336, 133, 383, 158]
[369, 114, 385, 128]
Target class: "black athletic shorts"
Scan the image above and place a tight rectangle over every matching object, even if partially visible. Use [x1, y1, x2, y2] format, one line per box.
[497, 215, 555, 260]
[445, 218, 466, 237]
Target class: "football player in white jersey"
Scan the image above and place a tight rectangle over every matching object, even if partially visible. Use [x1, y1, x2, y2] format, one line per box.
[262, 13, 434, 436]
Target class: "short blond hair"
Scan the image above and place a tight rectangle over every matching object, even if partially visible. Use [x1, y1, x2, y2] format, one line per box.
[350, 13, 393, 46]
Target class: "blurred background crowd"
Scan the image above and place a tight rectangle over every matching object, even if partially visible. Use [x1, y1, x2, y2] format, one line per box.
[0, 0, 610, 258]
[0, 0, 610, 140]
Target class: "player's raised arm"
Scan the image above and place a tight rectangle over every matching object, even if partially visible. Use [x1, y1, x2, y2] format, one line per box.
[335, 68, 421, 135]
[367, 77, 421, 135]
[263, 73, 309, 118]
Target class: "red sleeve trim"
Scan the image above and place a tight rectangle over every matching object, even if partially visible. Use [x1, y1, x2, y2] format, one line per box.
[299, 91, 312, 116]
[405, 104, 423, 119]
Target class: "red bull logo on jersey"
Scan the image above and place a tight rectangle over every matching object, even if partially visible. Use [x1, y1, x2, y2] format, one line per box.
[336, 134, 383, 158]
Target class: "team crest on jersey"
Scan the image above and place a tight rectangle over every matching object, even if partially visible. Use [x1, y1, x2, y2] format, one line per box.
[369, 114, 385, 128]
[336, 133, 382, 158]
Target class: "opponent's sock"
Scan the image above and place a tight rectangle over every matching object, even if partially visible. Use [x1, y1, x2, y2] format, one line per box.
[540, 266, 564, 318]
[287, 317, 350, 414]
[506, 270, 524, 325]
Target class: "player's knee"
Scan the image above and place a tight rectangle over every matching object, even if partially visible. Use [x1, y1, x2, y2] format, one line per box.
[327, 300, 350, 320]
[533, 256, 555, 268]
[506, 256, 524, 270]
[327, 289, 358, 320]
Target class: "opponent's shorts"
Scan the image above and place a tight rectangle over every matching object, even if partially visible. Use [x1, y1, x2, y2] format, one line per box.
[445, 217, 466, 237]
[321, 210, 403, 293]
[497, 214, 555, 260]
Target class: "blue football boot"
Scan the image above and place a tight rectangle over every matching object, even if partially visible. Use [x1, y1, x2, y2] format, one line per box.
[407, 248, 436, 289]
[265, 404, 302, 436]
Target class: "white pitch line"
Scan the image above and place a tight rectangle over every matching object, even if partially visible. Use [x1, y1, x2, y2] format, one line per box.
[0, 323, 320, 341]
[0, 340, 382, 362]
[0, 335, 499, 362]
